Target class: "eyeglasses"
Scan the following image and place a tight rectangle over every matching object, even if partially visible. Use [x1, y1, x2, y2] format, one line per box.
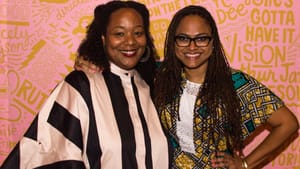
[175, 35, 212, 47]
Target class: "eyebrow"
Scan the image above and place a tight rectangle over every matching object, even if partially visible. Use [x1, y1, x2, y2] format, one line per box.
[111, 25, 145, 30]
[176, 33, 210, 37]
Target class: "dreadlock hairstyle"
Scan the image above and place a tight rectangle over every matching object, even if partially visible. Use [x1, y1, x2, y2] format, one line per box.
[154, 5, 243, 154]
[77, 0, 157, 90]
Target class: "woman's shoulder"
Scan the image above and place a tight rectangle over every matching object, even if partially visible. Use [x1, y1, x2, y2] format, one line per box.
[230, 68, 247, 81]
[64, 70, 100, 95]
[64, 70, 103, 102]
[229, 68, 260, 90]
[65, 70, 89, 84]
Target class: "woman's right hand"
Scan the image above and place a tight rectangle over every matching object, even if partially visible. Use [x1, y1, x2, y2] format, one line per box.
[74, 56, 101, 73]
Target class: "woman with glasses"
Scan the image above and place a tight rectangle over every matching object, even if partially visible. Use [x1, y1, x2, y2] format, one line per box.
[154, 5, 298, 169]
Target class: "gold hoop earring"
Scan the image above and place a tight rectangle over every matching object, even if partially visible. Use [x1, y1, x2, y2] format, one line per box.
[140, 46, 151, 62]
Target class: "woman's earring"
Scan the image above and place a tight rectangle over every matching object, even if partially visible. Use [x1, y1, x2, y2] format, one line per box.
[140, 46, 151, 62]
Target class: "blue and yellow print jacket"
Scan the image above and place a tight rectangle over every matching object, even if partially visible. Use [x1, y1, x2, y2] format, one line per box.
[159, 69, 284, 169]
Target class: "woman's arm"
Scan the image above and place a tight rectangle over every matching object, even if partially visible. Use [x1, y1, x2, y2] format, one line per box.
[244, 106, 299, 169]
[211, 106, 298, 169]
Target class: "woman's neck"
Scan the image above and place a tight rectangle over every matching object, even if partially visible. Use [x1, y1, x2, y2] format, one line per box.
[184, 67, 206, 84]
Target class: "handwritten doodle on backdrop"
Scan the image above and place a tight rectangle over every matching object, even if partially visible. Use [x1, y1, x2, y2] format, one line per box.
[0, 0, 299, 168]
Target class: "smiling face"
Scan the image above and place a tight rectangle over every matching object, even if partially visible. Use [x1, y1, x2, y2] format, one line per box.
[102, 8, 146, 70]
[175, 15, 213, 76]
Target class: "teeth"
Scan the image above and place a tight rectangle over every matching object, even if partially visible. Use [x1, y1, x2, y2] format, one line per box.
[121, 50, 135, 55]
[186, 53, 200, 57]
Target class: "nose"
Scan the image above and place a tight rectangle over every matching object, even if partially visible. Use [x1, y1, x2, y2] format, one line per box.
[188, 39, 197, 50]
[125, 33, 136, 45]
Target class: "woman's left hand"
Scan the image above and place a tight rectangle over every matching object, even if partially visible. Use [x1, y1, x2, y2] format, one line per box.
[211, 151, 245, 169]
[74, 56, 101, 73]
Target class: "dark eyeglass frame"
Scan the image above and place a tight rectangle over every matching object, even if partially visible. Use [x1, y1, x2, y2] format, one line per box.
[175, 35, 213, 47]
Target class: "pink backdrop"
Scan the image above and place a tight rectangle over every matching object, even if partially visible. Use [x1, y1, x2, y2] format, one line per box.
[0, 0, 299, 168]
